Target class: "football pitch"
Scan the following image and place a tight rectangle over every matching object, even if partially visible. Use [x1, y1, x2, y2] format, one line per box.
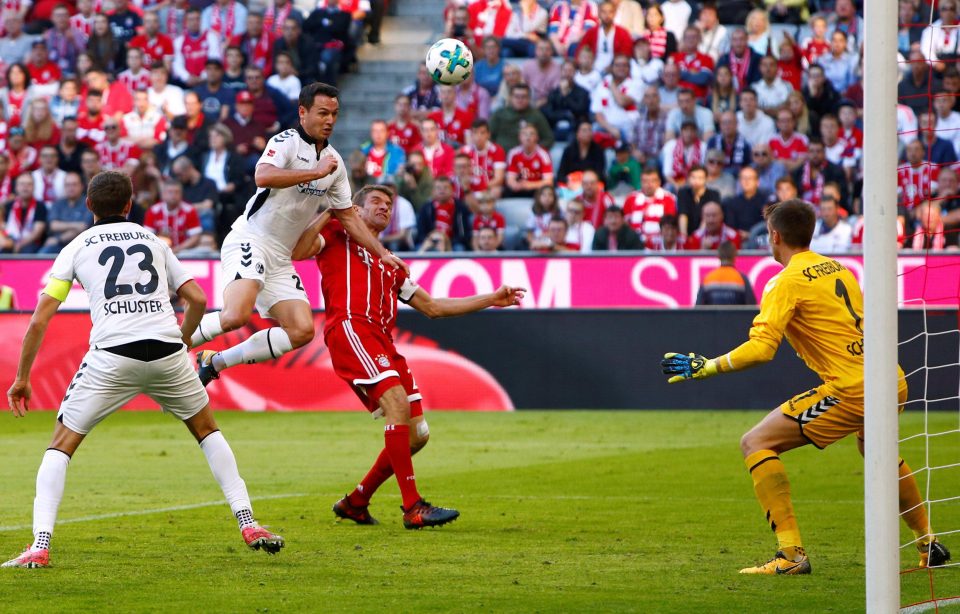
[0, 410, 957, 612]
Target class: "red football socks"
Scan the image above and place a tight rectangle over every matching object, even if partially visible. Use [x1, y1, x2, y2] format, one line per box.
[384, 424, 421, 510]
[348, 448, 394, 507]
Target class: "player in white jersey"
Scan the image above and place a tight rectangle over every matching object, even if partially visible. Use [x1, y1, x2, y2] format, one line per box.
[3, 172, 284, 569]
[190, 82, 406, 386]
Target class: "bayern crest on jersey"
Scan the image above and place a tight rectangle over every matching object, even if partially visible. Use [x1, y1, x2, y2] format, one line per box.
[375, 354, 391, 368]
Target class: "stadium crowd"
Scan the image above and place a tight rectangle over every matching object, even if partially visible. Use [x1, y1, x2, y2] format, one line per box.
[0, 0, 957, 256]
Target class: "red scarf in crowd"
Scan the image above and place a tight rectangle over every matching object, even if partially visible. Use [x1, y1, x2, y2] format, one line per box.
[5, 197, 37, 240]
[800, 161, 825, 204]
[210, 1, 236, 39]
[672, 140, 701, 181]
[728, 48, 751, 92]
[263, 1, 291, 37]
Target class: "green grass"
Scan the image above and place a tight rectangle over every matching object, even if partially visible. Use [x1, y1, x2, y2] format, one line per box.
[0, 410, 958, 612]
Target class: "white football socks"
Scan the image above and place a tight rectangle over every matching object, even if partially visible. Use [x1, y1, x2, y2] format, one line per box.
[199, 431, 254, 526]
[33, 449, 70, 550]
[213, 328, 294, 371]
[191, 311, 225, 347]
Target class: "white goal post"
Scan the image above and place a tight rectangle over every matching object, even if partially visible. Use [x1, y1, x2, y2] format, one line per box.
[863, 1, 900, 612]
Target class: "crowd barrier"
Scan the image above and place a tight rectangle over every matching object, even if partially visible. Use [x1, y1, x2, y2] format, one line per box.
[1, 253, 958, 310]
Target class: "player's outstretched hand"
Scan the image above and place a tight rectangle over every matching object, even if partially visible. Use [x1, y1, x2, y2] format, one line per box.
[314, 154, 339, 179]
[661, 352, 717, 384]
[492, 285, 526, 307]
[7, 379, 31, 417]
[382, 252, 410, 274]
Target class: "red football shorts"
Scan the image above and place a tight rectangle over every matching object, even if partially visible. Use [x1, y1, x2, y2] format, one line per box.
[326, 319, 423, 418]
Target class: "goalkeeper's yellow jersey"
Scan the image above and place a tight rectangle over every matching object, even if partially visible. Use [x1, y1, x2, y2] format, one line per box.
[719, 250, 870, 394]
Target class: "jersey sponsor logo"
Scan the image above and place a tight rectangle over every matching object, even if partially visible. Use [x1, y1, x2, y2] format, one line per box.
[297, 182, 329, 197]
[297, 155, 310, 162]
[266, 149, 276, 157]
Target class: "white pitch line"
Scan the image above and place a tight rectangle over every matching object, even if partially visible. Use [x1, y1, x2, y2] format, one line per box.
[0, 492, 308, 533]
[901, 597, 960, 614]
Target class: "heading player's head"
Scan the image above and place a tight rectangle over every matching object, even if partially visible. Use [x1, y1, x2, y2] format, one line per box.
[299, 82, 341, 142]
[86, 171, 133, 220]
[353, 184, 395, 232]
[765, 198, 816, 264]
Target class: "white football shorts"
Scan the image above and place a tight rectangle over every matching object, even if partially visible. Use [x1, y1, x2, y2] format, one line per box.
[220, 231, 309, 317]
[57, 347, 208, 435]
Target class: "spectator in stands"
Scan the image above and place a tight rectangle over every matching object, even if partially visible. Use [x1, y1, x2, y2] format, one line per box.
[802, 14, 830, 67]
[671, 26, 714, 103]
[786, 90, 812, 136]
[148, 65, 186, 120]
[7, 127, 38, 178]
[489, 83, 554, 152]
[717, 28, 761, 93]
[899, 48, 934, 117]
[530, 217, 573, 253]
[118, 48, 152, 95]
[267, 52, 302, 104]
[665, 87, 715, 141]
[564, 197, 595, 252]
[96, 118, 140, 171]
[416, 175, 471, 251]
[907, 200, 957, 250]
[399, 150, 434, 211]
[695, 3, 727, 62]
[173, 156, 218, 233]
[51, 79, 81, 126]
[388, 94, 422, 154]
[591, 54, 637, 146]
[542, 60, 590, 142]
[194, 59, 235, 124]
[941, 68, 960, 114]
[802, 64, 840, 131]
[648, 214, 683, 251]
[643, 4, 676, 60]
[419, 117, 455, 180]
[657, 62, 681, 112]
[223, 46, 247, 89]
[123, 91, 167, 151]
[522, 38, 561, 108]
[776, 33, 804, 92]
[470, 194, 505, 250]
[474, 37, 504, 96]
[898, 139, 933, 213]
[502, 0, 548, 58]
[686, 200, 740, 249]
[27, 41, 62, 100]
[770, 108, 809, 173]
[1, 63, 33, 128]
[622, 166, 677, 247]
[348, 149, 373, 193]
[31, 146, 65, 202]
[224, 90, 267, 171]
[935, 167, 960, 227]
[745, 8, 772, 56]
[46, 5, 85, 76]
[457, 74, 492, 122]
[144, 179, 202, 253]
[202, 0, 248, 43]
[706, 111, 751, 176]
[233, 13, 273, 77]
[362, 119, 406, 184]
[575, 1, 632, 74]
[430, 85, 473, 148]
[934, 92, 960, 158]
[445, 5, 471, 48]
[460, 119, 506, 199]
[453, 152, 483, 211]
[87, 14, 121, 73]
[557, 121, 605, 185]
[919, 0, 958, 74]
[704, 148, 737, 199]
[39, 171, 90, 254]
[736, 88, 775, 148]
[0, 16, 37, 66]
[592, 204, 642, 251]
[24, 98, 60, 150]
[378, 181, 417, 253]
[79, 149, 101, 188]
[753, 55, 792, 116]
[677, 164, 720, 237]
[200, 123, 245, 229]
[492, 63, 523, 111]
[793, 138, 847, 208]
[505, 124, 554, 197]
[775, 175, 799, 203]
[723, 165, 770, 238]
[548, 0, 599, 59]
[898, 0, 923, 56]
[809, 194, 853, 254]
[525, 184, 560, 244]
[159, 0, 188, 38]
[245, 65, 287, 131]
[914, 111, 956, 169]
[633, 85, 667, 168]
[154, 115, 194, 176]
[661, 0, 692, 42]
[696, 241, 755, 304]
[574, 45, 602, 92]
[661, 120, 707, 188]
[0, 154, 11, 203]
[818, 30, 859, 94]
[629, 36, 663, 87]
[129, 11, 174, 72]
[3, 174, 47, 254]
[185, 94, 210, 151]
[607, 144, 641, 192]
[473, 226, 499, 253]
[109, 0, 143, 47]
[274, 17, 321, 85]
[403, 63, 440, 119]
[57, 117, 88, 174]
[579, 168, 614, 222]
[706, 65, 737, 122]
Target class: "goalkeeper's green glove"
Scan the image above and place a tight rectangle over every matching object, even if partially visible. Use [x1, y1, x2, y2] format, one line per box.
[661, 353, 718, 384]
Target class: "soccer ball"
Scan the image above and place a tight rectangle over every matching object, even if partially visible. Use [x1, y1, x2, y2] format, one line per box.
[426, 38, 473, 86]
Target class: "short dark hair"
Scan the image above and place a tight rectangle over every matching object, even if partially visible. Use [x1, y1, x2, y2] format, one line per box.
[605, 205, 624, 216]
[660, 214, 678, 229]
[764, 198, 816, 248]
[353, 183, 395, 206]
[472, 118, 489, 130]
[87, 171, 133, 218]
[510, 83, 530, 95]
[299, 82, 340, 109]
[717, 240, 737, 262]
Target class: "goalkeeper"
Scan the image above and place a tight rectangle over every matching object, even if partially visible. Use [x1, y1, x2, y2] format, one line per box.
[661, 199, 951, 575]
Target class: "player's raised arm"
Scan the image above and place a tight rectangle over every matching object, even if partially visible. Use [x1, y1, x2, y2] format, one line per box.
[254, 155, 339, 190]
[407, 284, 525, 319]
[8, 292, 62, 416]
[332, 206, 409, 273]
[291, 210, 332, 261]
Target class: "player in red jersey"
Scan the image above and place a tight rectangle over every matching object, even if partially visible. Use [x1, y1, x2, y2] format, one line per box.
[458, 119, 505, 198]
[293, 185, 524, 528]
[387, 94, 422, 154]
[622, 167, 677, 247]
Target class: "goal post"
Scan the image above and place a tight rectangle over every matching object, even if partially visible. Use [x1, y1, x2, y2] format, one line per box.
[863, 0, 900, 611]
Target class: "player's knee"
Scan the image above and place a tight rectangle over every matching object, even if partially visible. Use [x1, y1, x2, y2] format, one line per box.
[410, 421, 430, 452]
[219, 309, 250, 332]
[285, 323, 315, 348]
[740, 429, 760, 456]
